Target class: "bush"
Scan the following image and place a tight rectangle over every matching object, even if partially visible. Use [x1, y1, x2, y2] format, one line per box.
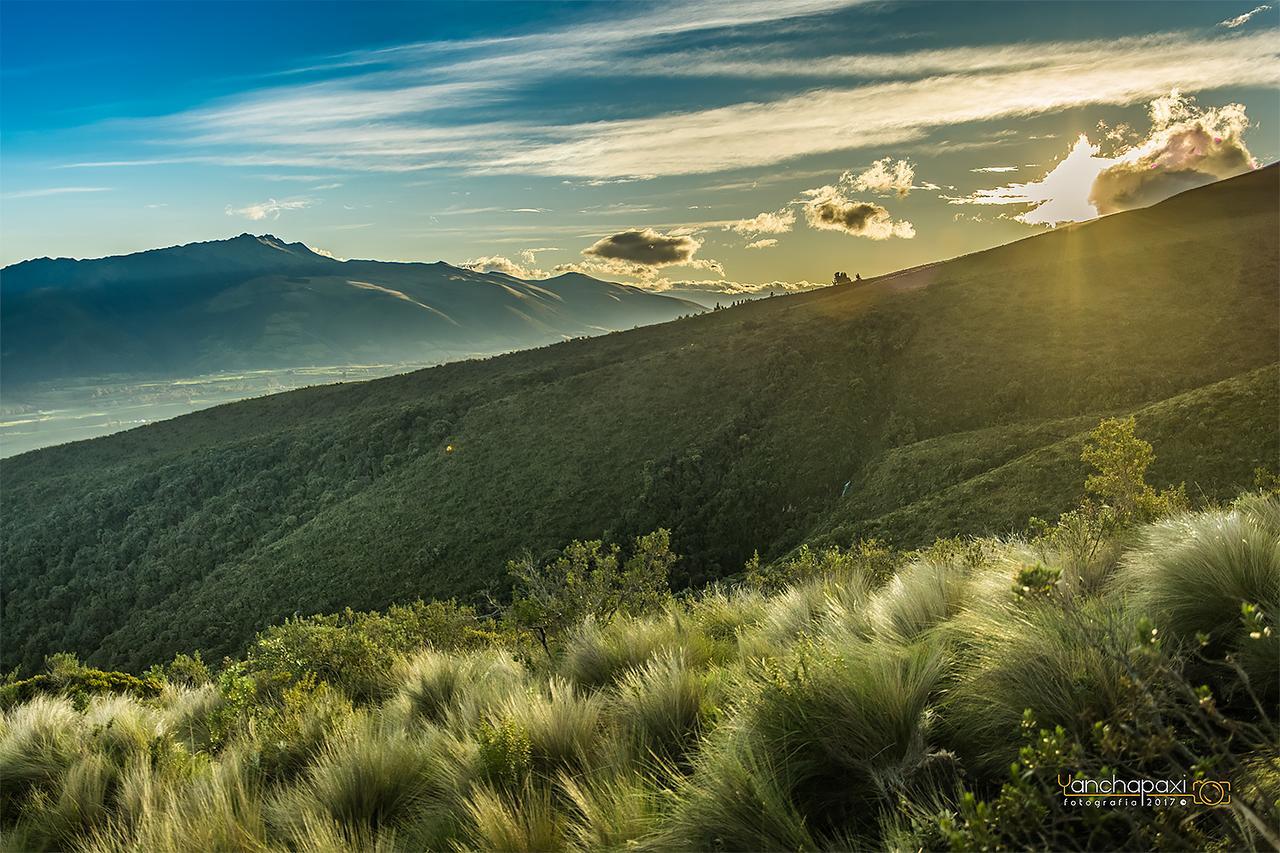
[506, 530, 677, 658]
[0, 668, 162, 711]
[747, 539, 895, 592]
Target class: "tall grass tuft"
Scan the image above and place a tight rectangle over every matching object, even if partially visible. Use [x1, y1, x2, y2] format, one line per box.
[863, 556, 972, 643]
[614, 650, 719, 765]
[946, 597, 1144, 771]
[657, 736, 819, 852]
[463, 782, 565, 852]
[0, 695, 83, 824]
[559, 769, 664, 851]
[1121, 496, 1279, 693]
[272, 719, 459, 842]
[560, 610, 719, 690]
[395, 649, 525, 730]
[83, 749, 268, 853]
[493, 677, 604, 777]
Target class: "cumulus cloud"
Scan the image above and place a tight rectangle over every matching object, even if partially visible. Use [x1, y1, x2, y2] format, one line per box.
[224, 197, 315, 220]
[1220, 4, 1271, 27]
[745, 238, 778, 249]
[574, 227, 723, 278]
[947, 91, 1259, 225]
[1089, 91, 1258, 214]
[726, 207, 796, 235]
[845, 158, 915, 196]
[462, 255, 546, 279]
[801, 185, 916, 239]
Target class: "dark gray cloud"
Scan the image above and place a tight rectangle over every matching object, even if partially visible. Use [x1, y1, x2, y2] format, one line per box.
[801, 186, 916, 239]
[583, 228, 702, 265]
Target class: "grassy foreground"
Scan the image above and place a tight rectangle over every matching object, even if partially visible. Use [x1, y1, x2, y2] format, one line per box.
[2, 452, 1277, 850]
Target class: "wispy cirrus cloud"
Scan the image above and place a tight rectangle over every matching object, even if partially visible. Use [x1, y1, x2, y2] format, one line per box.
[484, 32, 1278, 178]
[224, 197, 316, 221]
[3, 186, 112, 199]
[63, 26, 1279, 179]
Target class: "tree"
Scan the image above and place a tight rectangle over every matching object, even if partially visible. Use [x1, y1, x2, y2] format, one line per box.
[506, 529, 677, 658]
[832, 271, 853, 286]
[1081, 416, 1185, 524]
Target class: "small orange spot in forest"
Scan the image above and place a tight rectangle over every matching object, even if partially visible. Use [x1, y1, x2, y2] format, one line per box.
[445, 444, 454, 453]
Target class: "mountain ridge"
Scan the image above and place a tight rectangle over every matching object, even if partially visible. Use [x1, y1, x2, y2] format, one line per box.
[0, 235, 704, 388]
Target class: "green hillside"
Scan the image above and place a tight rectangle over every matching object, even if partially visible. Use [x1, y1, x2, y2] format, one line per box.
[3, 166, 1277, 673]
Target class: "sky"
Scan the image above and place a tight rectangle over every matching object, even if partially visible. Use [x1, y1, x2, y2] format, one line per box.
[2, 0, 1277, 292]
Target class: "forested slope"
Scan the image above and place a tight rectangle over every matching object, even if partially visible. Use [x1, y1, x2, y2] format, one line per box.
[3, 166, 1277, 672]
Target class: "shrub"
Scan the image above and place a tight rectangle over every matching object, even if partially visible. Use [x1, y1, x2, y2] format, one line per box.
[245, 599, 494, 705]
[747, 539, 895, 592]
[0, 669, 162, 711]
[506, 529, 677, 658]
[476, 717, 533, 790]
[1081, 416, 1187, 525]
[253, 674, 354, 782]
[164, 652, 212, 688]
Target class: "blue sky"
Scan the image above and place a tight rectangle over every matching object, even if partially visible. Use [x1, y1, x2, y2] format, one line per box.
[2, 1, 1277, 290]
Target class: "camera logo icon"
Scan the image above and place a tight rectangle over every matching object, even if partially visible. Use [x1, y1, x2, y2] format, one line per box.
[1192, 779, 1231, 807]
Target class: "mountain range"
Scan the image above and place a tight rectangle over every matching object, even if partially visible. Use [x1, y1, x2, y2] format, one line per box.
[0, 235, 702, 386]
[2, 166, 1277, 673]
